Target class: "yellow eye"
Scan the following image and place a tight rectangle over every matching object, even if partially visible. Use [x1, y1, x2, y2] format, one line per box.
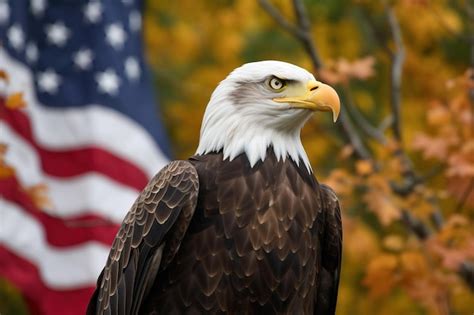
[269, 77, 285, 90]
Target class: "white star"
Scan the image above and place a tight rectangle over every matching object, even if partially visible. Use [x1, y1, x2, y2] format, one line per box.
[105, 23, 127, 50]
[125, 57, 140, 81]
[31, 0, 47, 17]
[83, 1, 102, 24]
[96, 69, 121, 95]
[129, 11, 141, 32]
[7, 25, 24, 51]
[46, 22, 70, 47]
[37, 70, 61, 94]
[73, 48, 94, 70]
[26, 42, 39, 63]
[0, 2, 10, 25]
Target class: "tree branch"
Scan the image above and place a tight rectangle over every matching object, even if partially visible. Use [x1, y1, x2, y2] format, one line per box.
[257, 0, 305, 40]
[387, 7, 405, 142]
[378, 115, 394, 132]
[343, 86, 387, 144]
[292, 0, 310, 30]
[401, 210, 431, 240]
[391, 164, 444, 196]
[291, 0, 323, 70]
[258, 0, 323, 70]
[460, 262, 474, 290]
[338, 106, 373, 160]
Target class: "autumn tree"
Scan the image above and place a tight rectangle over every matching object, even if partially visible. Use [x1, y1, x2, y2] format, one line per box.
[145, 0, 474, 314]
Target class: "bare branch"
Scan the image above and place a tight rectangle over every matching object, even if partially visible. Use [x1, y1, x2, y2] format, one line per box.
[343, 87, 387, 144]
[338, 106, 372, 160]
[291, 0, 323, 70]
[460, 262, 474, 290]
[387, 7, 405, 142]
[378, 115, 394, 132]
[257, 0, 304, 39]
[401, 210, 431, 240]
[258, 0, 323, 70]
[391, 164, 444, 196]
[430, 210, 444, 231]
[292, 0, 310, 30]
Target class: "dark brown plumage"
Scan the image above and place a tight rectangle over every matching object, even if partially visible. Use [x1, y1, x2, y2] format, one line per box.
[87, 150, 342, 315]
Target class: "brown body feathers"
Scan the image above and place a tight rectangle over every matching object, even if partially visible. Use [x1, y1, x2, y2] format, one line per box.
[87, 151, 342, 314]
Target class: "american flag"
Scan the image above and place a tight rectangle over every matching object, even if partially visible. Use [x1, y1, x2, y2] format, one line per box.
[0, 0, 169, 313]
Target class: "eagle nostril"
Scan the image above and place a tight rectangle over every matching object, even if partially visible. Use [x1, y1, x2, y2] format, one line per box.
[310, 85, 319, 92]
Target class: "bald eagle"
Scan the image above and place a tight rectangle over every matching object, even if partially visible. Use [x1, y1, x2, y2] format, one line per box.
[87, 61, 342, 314]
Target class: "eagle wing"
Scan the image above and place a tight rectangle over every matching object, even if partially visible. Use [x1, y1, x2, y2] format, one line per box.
[87, 160, 199, 315]
[315, 184, 343, 315]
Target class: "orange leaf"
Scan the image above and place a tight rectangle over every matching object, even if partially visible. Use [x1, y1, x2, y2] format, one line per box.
[427, 104, 451, 126]
[348, 56, 376, 81]
[412, 133, 450, 160]
[0, 69, 9, 82]
[338, 145, 354, 160]
[0, 143, 14, 179]
[363, 176, 401, 226]
[355, 160, 373, 176]
[5, 92, 26, 110]
[0, 164, 15, 179]
[426, 238, 474, 270]
[0, 143, 7, 156]
[25, 184, 52, 210]
[319, 56, 376, 85]
[363, 254, 399, 297]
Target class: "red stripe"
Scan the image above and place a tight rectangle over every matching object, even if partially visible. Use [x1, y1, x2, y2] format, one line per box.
[0, 103, 148, 190]
[0, 246, 95, 315]
[0, 177, 120, 247]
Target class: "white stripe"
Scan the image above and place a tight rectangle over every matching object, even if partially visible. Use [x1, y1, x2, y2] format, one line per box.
[0, 199, 109, 289]
[0, 49, 168, 178]
[1, 122, 136, 223]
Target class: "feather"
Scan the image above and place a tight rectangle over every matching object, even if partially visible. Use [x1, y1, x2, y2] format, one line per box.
[86, 161, 199, 315]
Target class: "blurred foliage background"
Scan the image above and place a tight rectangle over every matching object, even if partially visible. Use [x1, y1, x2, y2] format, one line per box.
[144, 0, 474, 314]
[1, 0, 473, 314]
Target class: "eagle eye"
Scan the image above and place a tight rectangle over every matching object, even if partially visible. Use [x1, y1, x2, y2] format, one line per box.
[268, 77, 286, 91]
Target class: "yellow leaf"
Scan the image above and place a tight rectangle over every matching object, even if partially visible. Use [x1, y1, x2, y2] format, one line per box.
[355, 160, 373, 176]
[5, 92, 26, 110]
[383, 235, 404, 251]
[427, 103, 451, 126]
[338, 145, 354, 160]
[400, 251, 427, 275]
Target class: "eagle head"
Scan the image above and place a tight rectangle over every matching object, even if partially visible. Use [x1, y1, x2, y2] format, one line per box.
[196, 60, 340, 171]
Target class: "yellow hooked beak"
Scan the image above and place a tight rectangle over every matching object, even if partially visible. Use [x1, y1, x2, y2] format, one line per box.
[273, 80, 341, 122]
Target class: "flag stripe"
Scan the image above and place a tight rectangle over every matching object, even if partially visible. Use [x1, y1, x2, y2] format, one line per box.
[2, 109, 149, 190]
[1, 177, 119, 246]
[0, 247, 94, 315]
[0, 199, 110, 289]
[0, 50, 168, 178]
[3, 122, 139, 222]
